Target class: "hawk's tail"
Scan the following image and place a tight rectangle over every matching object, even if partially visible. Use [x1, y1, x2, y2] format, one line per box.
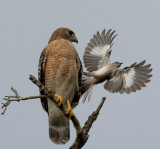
[48, 99, 70, 144]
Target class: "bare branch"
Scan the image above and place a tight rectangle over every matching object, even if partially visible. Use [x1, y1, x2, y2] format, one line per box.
[11, 87, 20, 98]
[2, 75, 106, 149]
[3, 95, 47, 102]
[1, 100, 11, 115]
[1, 87, 47, 115]
[69, 97, 106, 149]
[83, 97, 106, 134]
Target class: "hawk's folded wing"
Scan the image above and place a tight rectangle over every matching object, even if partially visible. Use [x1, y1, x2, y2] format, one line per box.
[38, 48, 48, 112]
[83, 29, 117, 72]
[71, 55, 83, 109]
[104, 60, 152, 94]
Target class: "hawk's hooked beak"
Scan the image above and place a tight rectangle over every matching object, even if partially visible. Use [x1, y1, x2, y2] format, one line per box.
[72, 36, 78, 43]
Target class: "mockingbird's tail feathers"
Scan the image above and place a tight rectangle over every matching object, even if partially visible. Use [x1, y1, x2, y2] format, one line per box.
[81, 74, 96, 103]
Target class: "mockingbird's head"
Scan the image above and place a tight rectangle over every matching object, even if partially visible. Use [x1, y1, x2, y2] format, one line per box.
[113, 62, 123, 68]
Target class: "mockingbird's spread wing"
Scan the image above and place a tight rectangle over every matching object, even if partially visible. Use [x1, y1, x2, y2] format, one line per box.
[83, 29, 117, 72]
[104, 60, 152, 94]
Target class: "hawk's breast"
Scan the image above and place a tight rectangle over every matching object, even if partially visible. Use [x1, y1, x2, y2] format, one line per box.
[44, 39, 79, 100]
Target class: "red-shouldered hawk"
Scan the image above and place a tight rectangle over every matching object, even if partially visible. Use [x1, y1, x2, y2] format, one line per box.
[38, 28, 82, 144]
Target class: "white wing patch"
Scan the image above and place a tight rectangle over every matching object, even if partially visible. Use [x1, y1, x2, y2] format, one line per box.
[90, 45, 110, 56]
[83, 29, 117, 72]
[123, 68, 136, 88]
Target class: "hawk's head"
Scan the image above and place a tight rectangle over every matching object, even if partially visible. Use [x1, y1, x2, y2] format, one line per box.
[48, 27, 78, 43]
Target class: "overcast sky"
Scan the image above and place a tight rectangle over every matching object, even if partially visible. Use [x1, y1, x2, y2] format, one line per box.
[0, 0, 160, 149]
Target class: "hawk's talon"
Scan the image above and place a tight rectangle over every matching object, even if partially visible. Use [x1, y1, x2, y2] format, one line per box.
[66, 99, 75, 119]
[54, 94, 63, 106]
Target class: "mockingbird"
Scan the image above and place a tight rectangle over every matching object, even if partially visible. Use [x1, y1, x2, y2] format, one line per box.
[82, 29, 152, 102]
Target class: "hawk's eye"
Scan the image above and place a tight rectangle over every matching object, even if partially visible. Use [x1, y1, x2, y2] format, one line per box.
[69, 31, 74, 36]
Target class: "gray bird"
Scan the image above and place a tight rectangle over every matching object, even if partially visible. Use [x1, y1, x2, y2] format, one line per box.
[82, 29, 152, 102]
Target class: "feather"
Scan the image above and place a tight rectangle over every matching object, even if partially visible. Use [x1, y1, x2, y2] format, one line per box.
[104, 61, 152, 94]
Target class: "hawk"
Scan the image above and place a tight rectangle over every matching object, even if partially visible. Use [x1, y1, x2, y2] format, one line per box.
[82, 29, 152, 102]
[38, 28, 82, 144]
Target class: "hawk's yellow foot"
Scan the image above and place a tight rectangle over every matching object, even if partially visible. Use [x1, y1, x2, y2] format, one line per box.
[66, 99, 75, 119]
[54, 94, 63, 106]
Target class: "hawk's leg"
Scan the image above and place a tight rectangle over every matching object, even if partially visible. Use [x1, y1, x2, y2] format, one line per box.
[54, 94, 63, 106]
[66, 99, 75, 119]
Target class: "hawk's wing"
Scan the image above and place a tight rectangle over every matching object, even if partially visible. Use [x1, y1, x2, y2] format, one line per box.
[104, 60, 152, 94]
[83, 29, 117, 72]
[71, 55, 83, 109]
[38, 48, 48, 113]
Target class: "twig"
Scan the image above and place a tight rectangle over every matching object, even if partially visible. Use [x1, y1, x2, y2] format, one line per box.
[11, 87, 20, 98]
[3, 95, 47, 102]
[1, 87, 47, 115]
[1, 100, 11, 115]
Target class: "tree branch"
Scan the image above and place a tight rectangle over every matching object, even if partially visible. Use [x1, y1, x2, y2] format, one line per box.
[1, 87, 47, 115]
[69, 97, 106, 149]
[1, 75, 106, 149]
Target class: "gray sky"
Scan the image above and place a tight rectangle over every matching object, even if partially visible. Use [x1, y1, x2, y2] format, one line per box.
[0, 0, 159, 149]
